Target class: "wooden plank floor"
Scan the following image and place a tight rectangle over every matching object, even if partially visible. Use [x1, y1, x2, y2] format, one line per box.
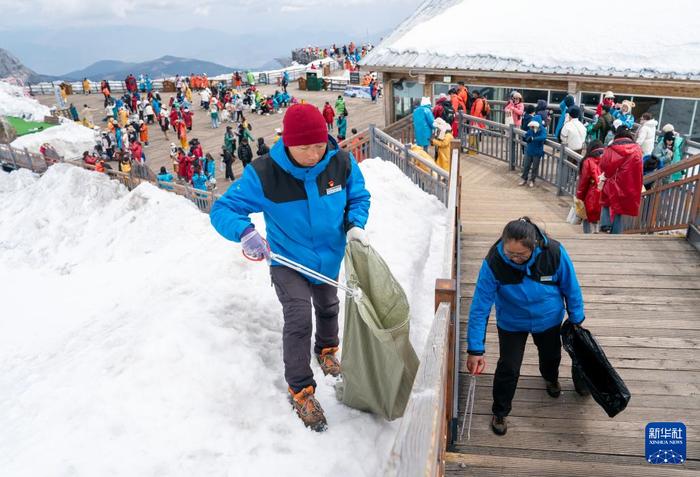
[448, 154, 700, 476]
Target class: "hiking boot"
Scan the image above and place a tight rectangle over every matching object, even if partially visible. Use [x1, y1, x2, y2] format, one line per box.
[546, 380, 562, 398]
[518, 179, 527, 186]
[316, 347, 341, 377]
[288, 386, 328, 432]
[528, 181, 535, 188]
[491, 415, 507, 436]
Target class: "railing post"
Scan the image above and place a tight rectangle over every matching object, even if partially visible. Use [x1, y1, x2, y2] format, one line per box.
[368, 123, 376, 160]
[555, 143, 566, 196]
[24, 148, 34, 171]
[508, 124, 516, 171]
[8, 146, 18, 170]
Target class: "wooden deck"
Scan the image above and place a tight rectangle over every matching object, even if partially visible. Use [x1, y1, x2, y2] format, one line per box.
[447, 154, 700, 476]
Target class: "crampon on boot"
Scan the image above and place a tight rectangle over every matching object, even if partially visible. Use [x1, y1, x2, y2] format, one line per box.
[288, 386, 328, 432]
[316, 346, 341, 377]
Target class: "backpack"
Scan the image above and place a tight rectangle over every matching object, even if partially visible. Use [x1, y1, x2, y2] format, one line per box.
[482, 98, 491, 118]
[440, 101, 455, 124]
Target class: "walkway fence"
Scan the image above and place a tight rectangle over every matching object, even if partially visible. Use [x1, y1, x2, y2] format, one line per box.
[0, 143, 216, 212]
[25, 61, 342, 96]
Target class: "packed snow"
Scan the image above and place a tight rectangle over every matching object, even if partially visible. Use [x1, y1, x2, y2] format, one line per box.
[0, 159, 446, 476]
[10, 120, 99, 160]
[0, 81, 51, 121]
[389, 0, 699, 75]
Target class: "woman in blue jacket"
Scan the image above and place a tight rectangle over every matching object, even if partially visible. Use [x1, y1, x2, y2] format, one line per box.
[412, 97, 435, 151]
[466, 217, 585, 436]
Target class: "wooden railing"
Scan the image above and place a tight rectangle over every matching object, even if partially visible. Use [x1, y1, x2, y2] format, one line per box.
[385, 147, 462, 476]
[624, 154, 700, 233]
[383, 114, 415, 145]
[338, 128, 370, 162]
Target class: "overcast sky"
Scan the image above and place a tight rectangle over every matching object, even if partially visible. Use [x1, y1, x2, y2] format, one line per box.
[0, 0, 423, 74]
[0, 0, 420, 34]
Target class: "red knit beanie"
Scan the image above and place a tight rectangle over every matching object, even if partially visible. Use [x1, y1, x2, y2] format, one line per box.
[282, 104, 328, 147]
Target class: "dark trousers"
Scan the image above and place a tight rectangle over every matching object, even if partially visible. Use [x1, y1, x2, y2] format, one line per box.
[492, 324, 562, 417]
[521, 154, 542, 182]
[270, 266, 340, 393]
[224, 162, 234, 180]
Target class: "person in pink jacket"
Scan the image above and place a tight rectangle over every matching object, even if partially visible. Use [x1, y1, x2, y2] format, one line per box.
[504, 91, 525, 127]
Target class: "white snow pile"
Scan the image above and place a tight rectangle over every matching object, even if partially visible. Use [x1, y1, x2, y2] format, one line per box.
[10, 120, 99, 160]
[0, 81, 51, 121]
[0, 159, 447, 476]
[389, 0, 699, 75]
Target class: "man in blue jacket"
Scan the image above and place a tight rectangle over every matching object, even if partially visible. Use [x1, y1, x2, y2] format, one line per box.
[466, 218, 585, 436]
[413, 97, 435, 152]
[210, 104, 371, 432]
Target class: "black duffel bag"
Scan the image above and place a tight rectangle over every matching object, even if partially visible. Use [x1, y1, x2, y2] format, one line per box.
[561, 320, 631, 417]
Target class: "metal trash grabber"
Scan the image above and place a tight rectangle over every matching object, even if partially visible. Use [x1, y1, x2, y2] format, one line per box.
[243, 240, 363, 301]
[459, 374, 477, 441]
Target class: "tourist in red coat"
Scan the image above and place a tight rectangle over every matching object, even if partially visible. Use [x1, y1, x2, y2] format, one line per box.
[575, 140, 604, 233]
[598, 124, 643, 234]
[182, 108, 194, 131]
[322, 102, 335, 132]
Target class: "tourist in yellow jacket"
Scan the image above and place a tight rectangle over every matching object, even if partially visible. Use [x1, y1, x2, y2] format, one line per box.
[431, 118, 454, 172]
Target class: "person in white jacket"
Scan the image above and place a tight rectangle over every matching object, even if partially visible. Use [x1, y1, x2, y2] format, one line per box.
[635, 112, 657, 159]
[560, 106, 587, 154]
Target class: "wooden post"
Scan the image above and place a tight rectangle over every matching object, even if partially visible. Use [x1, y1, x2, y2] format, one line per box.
[435, 278, 456, 454]
[368, 124, 376, 160]
[449, 139, 460, 175]
[508, 124, 516, 170]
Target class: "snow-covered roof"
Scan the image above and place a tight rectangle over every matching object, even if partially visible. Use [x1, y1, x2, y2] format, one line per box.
[362, 0, 700, 81]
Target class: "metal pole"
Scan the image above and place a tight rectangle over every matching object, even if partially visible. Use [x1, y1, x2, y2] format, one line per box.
[556, 144, 566, 196]
[508, 124, 516, 171]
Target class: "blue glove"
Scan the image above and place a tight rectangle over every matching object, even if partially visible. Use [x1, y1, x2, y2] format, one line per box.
[240, 226, 270, 261]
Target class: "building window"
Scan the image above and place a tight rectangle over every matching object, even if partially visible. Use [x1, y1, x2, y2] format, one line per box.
[550, 91, 569, 104]
[393, 80, 423, 120]
[521, 89, 548, 104]
[633, 97, 663, 123]
[581, 92, 601, 107]
[660, 98, 696, 135]
[468, 85, 503, 101]
[691, 102, 700, 141]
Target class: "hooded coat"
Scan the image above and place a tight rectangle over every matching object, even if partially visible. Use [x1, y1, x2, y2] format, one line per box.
[599, 138, 643, 218]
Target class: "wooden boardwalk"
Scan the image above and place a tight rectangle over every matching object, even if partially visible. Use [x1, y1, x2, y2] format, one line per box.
[447, 154, 700, 476]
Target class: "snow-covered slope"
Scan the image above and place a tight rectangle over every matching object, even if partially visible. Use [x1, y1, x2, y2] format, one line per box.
[0, 160, 446, 476]
[10, 120, 99, 160]
[0, 80, 51, 121]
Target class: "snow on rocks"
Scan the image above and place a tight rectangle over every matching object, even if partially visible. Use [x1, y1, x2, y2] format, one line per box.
[0, 159, 446, 476]
[0, 80, 51, 121]
[10, 120, 99, 160]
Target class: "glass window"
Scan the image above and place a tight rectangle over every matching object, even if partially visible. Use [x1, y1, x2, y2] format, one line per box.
[468, 85, 501, 101]
[690, 102, 700, 141]
[633, 96, 662, 123]
[550, 91, 568, 104]
[581, 92, 601, 107]
[660, 98, 695, 135]
[521, 89, 548, 104]
[614, 94, 633, 104]
[394, 80, 423, 120]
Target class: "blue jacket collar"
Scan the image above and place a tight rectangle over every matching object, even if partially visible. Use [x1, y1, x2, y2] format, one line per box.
[269, 135, 340, 181]
[497, 241, 544, 276]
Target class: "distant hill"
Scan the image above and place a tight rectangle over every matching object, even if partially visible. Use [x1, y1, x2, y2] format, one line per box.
[0, 48, 55, 83]
[62, 55, 243, 81]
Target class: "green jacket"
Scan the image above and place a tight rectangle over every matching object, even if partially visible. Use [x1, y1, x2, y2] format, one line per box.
[335, 98, 346, 115]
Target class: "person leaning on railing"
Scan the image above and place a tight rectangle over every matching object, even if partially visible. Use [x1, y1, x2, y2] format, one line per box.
[466, 217, 586, 436]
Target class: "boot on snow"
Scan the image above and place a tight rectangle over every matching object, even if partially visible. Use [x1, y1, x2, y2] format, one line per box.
[316, 346, 341, 377]
[288, 386, 328, 432]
